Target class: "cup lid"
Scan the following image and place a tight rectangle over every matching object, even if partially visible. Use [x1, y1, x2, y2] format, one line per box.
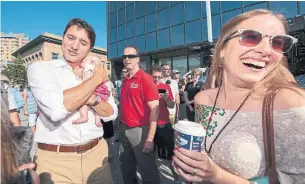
[174, 120, 206, 136]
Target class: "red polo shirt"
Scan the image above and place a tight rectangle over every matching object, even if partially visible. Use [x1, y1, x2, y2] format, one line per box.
[157, 83, 173, 126]
[120, 69, 159, 127]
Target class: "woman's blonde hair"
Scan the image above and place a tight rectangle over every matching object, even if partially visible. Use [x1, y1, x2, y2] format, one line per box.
[210, 9, 298, 93]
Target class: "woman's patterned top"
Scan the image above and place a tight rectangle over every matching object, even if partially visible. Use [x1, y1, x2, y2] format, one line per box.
[195, 104, 305, 183]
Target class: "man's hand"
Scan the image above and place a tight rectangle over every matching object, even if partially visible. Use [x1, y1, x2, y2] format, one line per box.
[142, 139, 154, 154]
[24, 110, 29, 116]
[159, 90, 169, 99]
[92, 63, 108, 84]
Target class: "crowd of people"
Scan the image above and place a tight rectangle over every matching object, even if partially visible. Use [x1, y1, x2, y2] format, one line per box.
[1, 8, 305, 184]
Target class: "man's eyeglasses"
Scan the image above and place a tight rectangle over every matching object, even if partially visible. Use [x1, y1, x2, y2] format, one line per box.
[123, 54, 138, 60]
[153, 76, 162, 80]
[225, 29, 298, 53]
[121, 71, 128, 73]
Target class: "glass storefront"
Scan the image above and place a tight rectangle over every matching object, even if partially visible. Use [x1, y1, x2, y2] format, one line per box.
[108, 1, 304, 78]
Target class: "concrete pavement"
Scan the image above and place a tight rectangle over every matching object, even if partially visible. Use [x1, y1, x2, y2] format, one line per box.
[19, 110, 176, 184]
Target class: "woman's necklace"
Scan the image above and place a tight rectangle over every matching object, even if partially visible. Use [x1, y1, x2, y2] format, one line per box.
[204, 87, 251, 153]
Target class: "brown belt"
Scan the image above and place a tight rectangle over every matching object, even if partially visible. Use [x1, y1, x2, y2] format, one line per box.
[37, 137, 102, 153]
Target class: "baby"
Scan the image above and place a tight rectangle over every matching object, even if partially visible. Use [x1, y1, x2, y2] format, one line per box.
[73, 55, 110, 127]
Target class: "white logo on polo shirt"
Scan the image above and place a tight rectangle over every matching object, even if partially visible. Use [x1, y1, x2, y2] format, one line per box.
[130, 82, 139, 88]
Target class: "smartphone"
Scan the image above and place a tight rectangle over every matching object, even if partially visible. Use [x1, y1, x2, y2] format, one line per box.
[158, 89, 167, 94]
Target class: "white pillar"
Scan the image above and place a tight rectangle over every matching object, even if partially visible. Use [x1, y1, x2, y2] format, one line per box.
[206, 1, 213, 42]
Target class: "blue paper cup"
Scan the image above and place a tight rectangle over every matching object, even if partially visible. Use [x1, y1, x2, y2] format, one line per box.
[173, 120, 206, 174]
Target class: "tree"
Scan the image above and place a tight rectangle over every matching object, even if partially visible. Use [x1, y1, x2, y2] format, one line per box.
[2, 55, 28, 87]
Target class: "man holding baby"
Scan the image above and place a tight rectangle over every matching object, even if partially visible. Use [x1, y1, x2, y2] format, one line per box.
[27, 18, 118, 184]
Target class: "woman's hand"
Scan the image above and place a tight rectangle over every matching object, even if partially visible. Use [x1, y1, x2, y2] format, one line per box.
[172, 148, 222, 183]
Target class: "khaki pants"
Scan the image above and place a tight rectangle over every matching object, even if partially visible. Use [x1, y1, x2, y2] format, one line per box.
[35, 139, 112, 184]
[119, 123, 160, 184]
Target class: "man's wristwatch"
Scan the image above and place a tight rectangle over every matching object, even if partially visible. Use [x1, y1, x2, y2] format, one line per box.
[92, 95, 102, 106]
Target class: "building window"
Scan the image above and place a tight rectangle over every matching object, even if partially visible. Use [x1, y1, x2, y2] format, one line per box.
[118, 41, 125, 57]
[118, 24, 125, 41]
[109, 27, 117, 43]
[202, 18, 208, 41]
[146, 32, 157, 51]
[243, 1, 261, 6]
[173, 56, 187, 75]
[146, 1, 156, 15]
[188, 54, 201, 71]
[52, 52, 59, 60]
[186, 20, 201, 44]
[135, 35, 145, 53]
[211, 1, 220, 15]
[269, 1, 298, 19]
[157, 28, 170, 49]
[212, 15, 221, 39]
[170, 24, 185, 47]
[170, 3, 184, 26]
[301, 1, 305, 15]
[135, 17, 145, 36]
[110, 2, 117, 13]
[135, 2, 145, 18]
[201, 1, 207, 17]
[158, 58, 171, 67]
[126, 1, 133, 6]
[110, 13, 117, 28]
[108, 43, 117, 58]
[186, 1, 201, 22]
[157, 8, 169, 30]
[222, 9, 242, 25]
[157, 1, 169, 10]
[146, 13, 157, 33]
[118, 1, 125, 9]
[118, 8, 125, 25]
[126, 4, 134, 22]
[221, 1, 242, 12]
[125, 38, 135, 48]
[126, 21, 134, 39]
[243, 2, 267, 13]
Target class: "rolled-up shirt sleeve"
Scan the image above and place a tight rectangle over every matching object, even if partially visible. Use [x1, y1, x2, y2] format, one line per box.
[100, 95, 118, 122]
[27, 63, 69, 122]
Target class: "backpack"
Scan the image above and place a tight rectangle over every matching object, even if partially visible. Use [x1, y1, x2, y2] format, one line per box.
[11, 88, 24, 110]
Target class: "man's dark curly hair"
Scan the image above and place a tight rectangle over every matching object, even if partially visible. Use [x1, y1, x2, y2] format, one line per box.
[63, 18, 96, 48]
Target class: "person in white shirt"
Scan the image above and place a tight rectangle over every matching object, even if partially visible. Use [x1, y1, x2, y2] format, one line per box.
[161, 64, 180, 125]
[27, 18, 117, 184]
[1, 75, 22, 126]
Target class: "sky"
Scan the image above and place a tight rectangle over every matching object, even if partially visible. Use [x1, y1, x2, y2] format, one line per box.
[1, 1, 107, 48]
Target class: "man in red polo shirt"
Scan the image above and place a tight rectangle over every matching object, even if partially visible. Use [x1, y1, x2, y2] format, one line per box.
[151, 65, 181, 182]
[119, 45, 160, 184]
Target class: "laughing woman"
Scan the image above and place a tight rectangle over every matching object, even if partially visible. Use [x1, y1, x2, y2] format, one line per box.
[172, 9, 305, 184]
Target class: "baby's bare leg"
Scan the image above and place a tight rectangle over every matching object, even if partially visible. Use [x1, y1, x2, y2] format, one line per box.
[72, 105, 89, 124]
[94, 112, 103, 127]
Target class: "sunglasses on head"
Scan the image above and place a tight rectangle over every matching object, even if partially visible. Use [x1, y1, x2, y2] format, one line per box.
[225, 29, 298, 53]
[123, 54, 138, 59]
